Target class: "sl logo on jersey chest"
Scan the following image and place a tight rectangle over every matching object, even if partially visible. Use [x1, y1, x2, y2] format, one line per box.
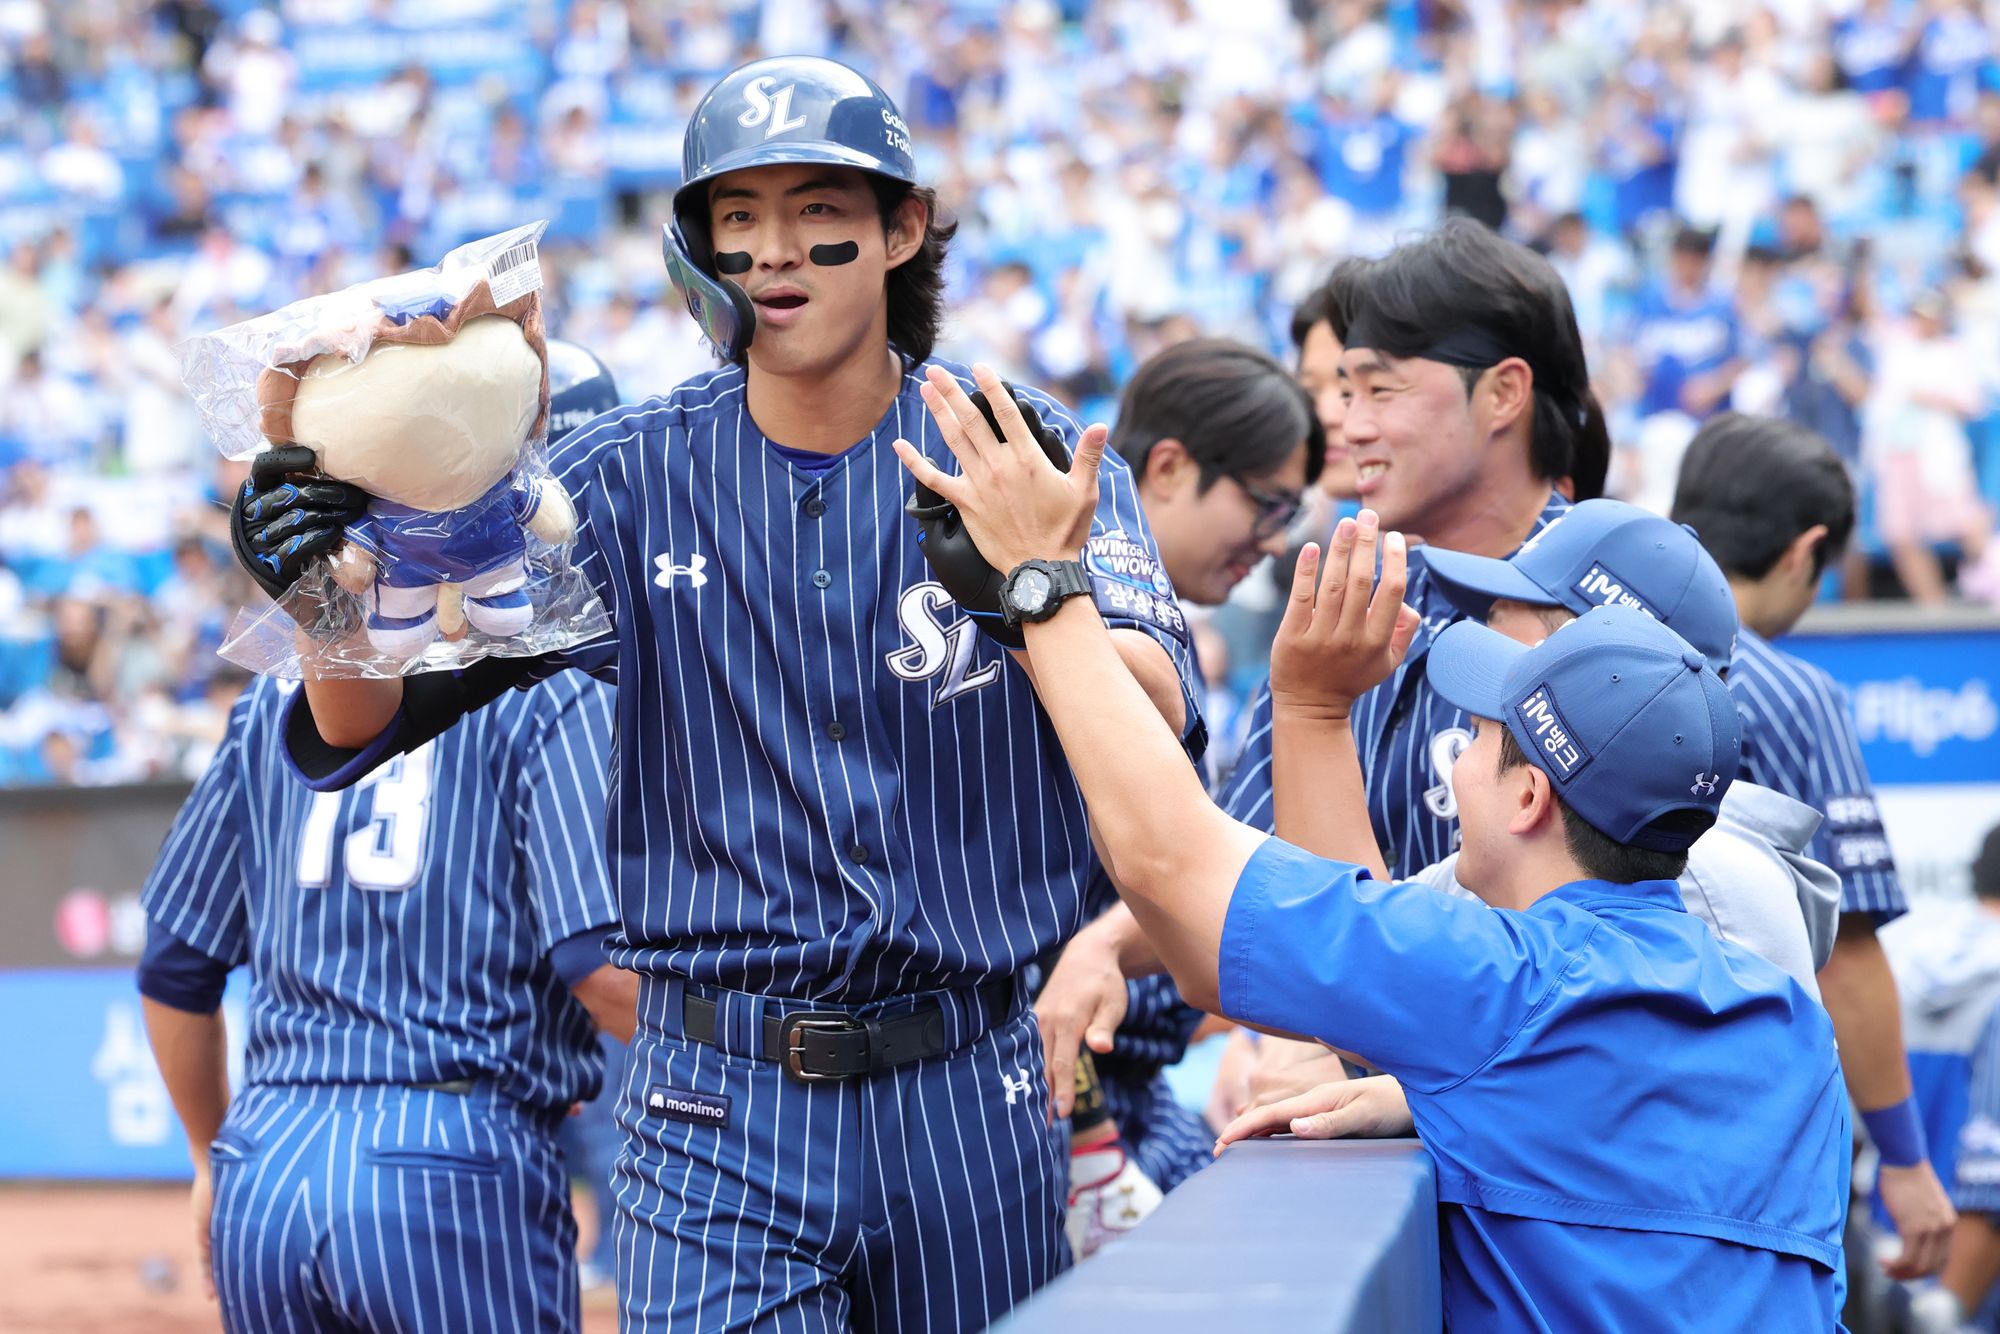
[1423, 726, 1473, 820]
[738, 78, 808, 138]
[885, 583, 1002, 707]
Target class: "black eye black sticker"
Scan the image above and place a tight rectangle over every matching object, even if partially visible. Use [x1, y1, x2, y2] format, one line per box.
[713, 251, 753, 275]
[809, 241, 860, 266]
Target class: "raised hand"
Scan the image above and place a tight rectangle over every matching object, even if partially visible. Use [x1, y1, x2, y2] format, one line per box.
[893, 363, 1108, 578]
[1268, 509, 1419, 722]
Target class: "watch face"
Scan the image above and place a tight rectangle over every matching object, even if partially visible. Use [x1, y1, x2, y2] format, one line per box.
[1011, 567, 1053, 614]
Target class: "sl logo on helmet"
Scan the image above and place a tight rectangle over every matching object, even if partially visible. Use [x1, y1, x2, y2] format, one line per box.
[739, 78, 808, 139]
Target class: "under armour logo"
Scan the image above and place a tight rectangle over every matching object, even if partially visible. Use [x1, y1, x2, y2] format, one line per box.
[654, 553, 709, 589]
[1000, 1068, 1033, 1105]
[1690, 772, 1721, 797]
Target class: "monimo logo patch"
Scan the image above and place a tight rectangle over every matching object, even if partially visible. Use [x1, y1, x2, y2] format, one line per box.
[646, 1085, 732, 1129]
[1516, 686, 1591, 781]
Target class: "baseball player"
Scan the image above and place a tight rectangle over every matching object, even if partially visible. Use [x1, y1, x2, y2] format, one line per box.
[1175, 222, 1600, 1094]
[233, 57, 1198, 1331]
[891, 386, 1851, 1325]
[140, 344, 631, 1333]
[1035, 337, 1321, 1241]
[1673, 412, 1956, 1279]
[1883, 825, 2000, 1330]
[1217, 219, 1605, 881]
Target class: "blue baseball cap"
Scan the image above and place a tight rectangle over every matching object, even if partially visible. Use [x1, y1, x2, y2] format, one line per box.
[1426, 604, 1739, 853]
[1418, 499, 1739, 669]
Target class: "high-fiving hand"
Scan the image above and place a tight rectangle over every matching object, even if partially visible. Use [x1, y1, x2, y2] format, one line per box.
[1268, 509, 1420, 722]
[893, 363, 1109, 579]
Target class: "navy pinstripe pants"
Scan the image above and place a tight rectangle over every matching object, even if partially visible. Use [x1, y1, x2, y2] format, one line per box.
[612, 977, 1067, 1332]
[208, 1083, 578, 1333]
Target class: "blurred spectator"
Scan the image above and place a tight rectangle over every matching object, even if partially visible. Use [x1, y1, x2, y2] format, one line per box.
[6, 0, 2000, 786]
[1863, 289, 1999, 604]
[1619, 225, 1741, 513]
[0, 351, 95, 468]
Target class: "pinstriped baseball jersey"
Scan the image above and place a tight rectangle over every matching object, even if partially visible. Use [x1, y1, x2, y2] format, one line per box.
[1953, 1006, 2000, 1213]
[1218, 493, 1571, 871]
[142, 672, 618, 1111]
[1728, 628, 1906, 921]
[524, 358, 1196, 1003]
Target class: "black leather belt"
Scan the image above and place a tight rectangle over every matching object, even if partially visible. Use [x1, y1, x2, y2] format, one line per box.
[683, 978, 1014, 1083]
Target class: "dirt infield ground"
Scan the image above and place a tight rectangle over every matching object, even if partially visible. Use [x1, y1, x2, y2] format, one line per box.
[0, 1183, 619, 1332]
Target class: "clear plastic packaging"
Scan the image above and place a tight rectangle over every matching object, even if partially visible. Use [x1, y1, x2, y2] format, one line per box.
[179, 223, 611, 678]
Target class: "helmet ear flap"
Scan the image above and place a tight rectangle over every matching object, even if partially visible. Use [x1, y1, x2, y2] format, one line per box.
[663, 215, 757, 360]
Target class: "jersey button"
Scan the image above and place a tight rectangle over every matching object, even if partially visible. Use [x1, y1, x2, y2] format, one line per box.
[848, 843, 871, 864]
[811, 569, 833, 589]
[803, 497, 827, 518]
[825, 721, 847, 741]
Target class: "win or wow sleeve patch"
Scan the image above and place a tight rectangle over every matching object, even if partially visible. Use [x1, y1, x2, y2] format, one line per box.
[1823, 793, 1895, 873]
[1084, 530, 1188, 641]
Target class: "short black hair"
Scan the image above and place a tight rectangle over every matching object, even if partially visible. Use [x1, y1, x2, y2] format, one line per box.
[1289, 277, 1336, 353]
[1111, 337, 1326, 487]
[868, 177, 956, 366]
[1325, 217, 1608, 494]
[1974, 824, 2000, 901]
[1670, 413, 1855, 580]
[1672, 224, 1719, 257]
[1497, 727, 1694, 883]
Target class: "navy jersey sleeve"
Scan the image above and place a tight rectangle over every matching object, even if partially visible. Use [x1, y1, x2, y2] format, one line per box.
[1014, 385, 1205, 751]
[141, 690, 256, 967]
[1736, 643, 1905, 920]
[508, 678, 619, 955]
[1219, 836, 1571, 1091]
[1216, 681, 1277, 832]
[1955, 1007, 2000, 1214]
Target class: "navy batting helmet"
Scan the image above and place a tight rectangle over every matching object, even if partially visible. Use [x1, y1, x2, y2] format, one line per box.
[663, 56, 917, 359]
[545, 340, 621, 445]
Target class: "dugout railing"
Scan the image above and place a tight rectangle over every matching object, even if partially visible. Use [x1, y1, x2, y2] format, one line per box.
[994, 1138, 1442, 1332]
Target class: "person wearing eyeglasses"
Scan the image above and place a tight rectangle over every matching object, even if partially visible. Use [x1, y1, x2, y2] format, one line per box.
[1035, 335, 1323, 1255]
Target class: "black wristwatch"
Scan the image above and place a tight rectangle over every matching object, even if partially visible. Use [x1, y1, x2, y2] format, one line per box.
[999, 558, 1091, 627]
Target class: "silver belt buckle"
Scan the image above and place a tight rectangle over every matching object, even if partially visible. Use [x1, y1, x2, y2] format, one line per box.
[780, 1013, 865, 1082]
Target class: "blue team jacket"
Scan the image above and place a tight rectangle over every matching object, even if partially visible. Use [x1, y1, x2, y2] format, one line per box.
[1221, 838, 1849, 1331]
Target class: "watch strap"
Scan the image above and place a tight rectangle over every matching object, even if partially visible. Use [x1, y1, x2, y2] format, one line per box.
[1004, 558, 1092, 626]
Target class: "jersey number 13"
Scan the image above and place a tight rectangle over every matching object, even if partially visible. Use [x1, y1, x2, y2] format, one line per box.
[295, 744, 438, 892]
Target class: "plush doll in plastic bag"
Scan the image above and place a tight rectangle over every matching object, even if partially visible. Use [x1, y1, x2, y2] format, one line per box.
[255, 273, 575, 656]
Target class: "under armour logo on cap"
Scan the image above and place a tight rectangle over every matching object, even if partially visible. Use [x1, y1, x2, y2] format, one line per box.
[1690, 772, 1721, 797]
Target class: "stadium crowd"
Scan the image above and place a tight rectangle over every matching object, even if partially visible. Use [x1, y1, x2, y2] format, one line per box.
[5, 0, 2000, 786]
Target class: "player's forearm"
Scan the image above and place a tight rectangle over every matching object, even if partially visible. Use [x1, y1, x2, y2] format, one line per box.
[571, 964, 640, 1044]
[141, 997, 231, 1165]
[1013, 628, 1187, 736]
[1020, 599, 1260, 1011]
[1942, 1213, 2000, 1314]
[1270, 707, 1389, 879]
[1819, 914, 1915, 1110]
[300, 676, 405, 750]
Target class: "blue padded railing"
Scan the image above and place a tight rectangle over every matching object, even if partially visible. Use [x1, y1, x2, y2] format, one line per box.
[994, 1137, 1442, 1332]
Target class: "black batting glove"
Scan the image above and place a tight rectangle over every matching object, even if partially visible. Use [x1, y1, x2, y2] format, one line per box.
[229, 445, 370, 601]
[906, 385, 1073, 649]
